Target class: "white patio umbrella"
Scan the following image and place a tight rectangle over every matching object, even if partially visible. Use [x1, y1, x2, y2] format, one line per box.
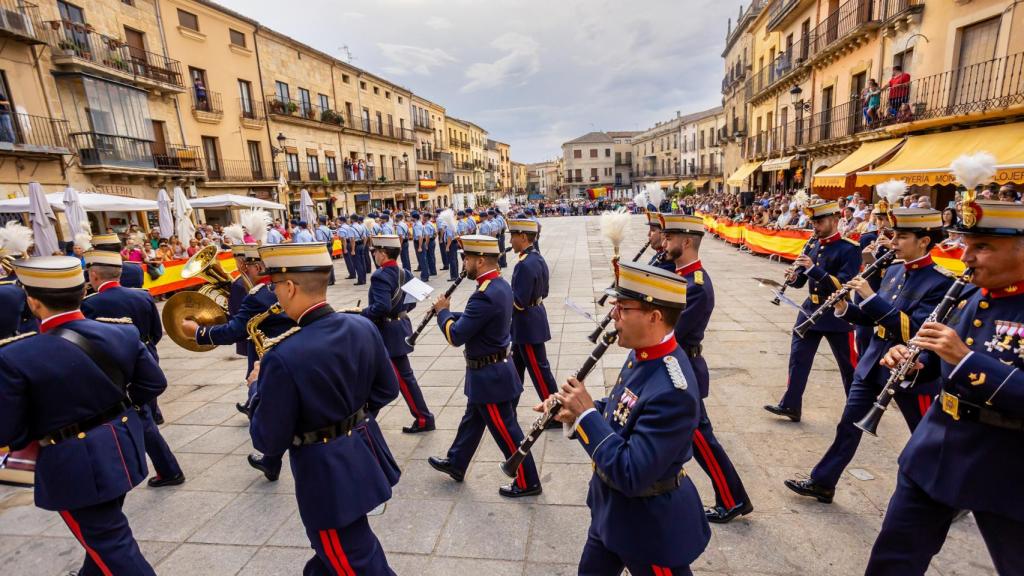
[173, 186, 196, 242]
[299, 188, 317, 225]
[157, 188, 175, 239]
[61, 186, 89, 242]
[28, 182, 59, 256]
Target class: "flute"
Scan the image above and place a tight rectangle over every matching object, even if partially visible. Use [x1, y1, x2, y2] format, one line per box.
[500, 329, 619, 478]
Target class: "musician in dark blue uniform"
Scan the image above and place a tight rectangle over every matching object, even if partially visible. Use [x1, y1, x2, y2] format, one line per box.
[645, 211, 675, 272]
[662, 213, 753, 524]
[765, 201, 861, 422]
[427, 234, 543, 498]
[91, 233, 144, 288]
[361, 234, 435, 433]
[508, 217, 558, 409]
[82, 248, 185, 488]
[551, 260, 710, 575]
[0, 256, 166, 575]
[865, 197, 1024, 575]
[227, 244, 252, 357]
[251, 243, 401, 575]
[785, 208, 952, 505]
[0, 222, 36, 338]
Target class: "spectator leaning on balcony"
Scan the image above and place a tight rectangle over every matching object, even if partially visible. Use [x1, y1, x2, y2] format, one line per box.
[863, 79, 881, 126]
[194, 78, 208, 111]
[886, 65, 911, 118]
[0, 88, 13, 143]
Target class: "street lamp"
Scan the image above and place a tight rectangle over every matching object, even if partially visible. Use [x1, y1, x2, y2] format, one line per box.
[790, 85, 811, 112]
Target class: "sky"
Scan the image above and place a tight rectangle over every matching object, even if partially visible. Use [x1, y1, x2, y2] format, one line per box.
[216, 0, 739, 164]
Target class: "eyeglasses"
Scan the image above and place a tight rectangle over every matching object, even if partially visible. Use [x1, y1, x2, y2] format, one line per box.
[267, 280, 290, 293]
[610, 301, 647, 315]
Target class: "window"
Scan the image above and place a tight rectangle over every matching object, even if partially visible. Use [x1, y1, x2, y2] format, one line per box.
[385, 90, 390, 99]
[238, 80, 254, 117]
[298, 88, 311, 116]
[318, 94, 329, 111]
[202, 136, 220, 177]
[362, 108, 370, 131]
[307, 155, 320, 178]
[398, 96, 403, 104]
[376, 111, 383, 134]
[177, 9, 199, 31]
[574, 168, 582, 179]
[229, 29, 246, 47]
[286, 153, 300, 178]
[360, 81, 366, 90]
[122, 0, 134, 5]
[605, 148, 611, 157]
[342, 74, 350, 83]
[247, 141, 263, 178]
[275, 81, 289, 103]
[590, 168, 598, 180]
[373, 86, 379, 95]
[589, 148, 597, 158]
[326, 156, 337, 179]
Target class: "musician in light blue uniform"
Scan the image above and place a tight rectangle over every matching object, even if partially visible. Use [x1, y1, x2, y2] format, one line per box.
[338, 220, 356, 280]
[412, 212, 428, 282]
[350, 214, 368, 285]
[396, 212, 411, 271]
[425, 213, 438, 277]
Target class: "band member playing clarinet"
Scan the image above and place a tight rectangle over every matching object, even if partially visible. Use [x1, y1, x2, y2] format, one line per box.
[866, 197, 1024, 575]
[549, 261, 709, 575]
[361, 234, 435, 434]
[785, 208, 951, 504]
[646, 211, 675, 272]
[765, 200, 861, 422]
[427, 234, 543, 498]
[662, 213, 753, 523]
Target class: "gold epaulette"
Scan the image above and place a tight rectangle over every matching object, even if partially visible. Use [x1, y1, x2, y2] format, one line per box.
[844, 238, 860, 246]
[936, 265, 958, 278]
[478, 279, 492, 292]
[0, 331, 36, 347]
[694, 270, 704, 285]
[248, 283, 266, 296]
[0, 280, 13, 285]
[96, 316, 133, 324]
[264, 326, 301, 353]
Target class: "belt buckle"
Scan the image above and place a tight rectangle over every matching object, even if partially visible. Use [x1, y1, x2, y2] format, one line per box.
[941, 393, 960, 421]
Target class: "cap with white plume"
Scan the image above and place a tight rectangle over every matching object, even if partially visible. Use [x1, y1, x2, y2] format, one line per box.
[950, 152, 997, 191]
[241, 209, 272, 245]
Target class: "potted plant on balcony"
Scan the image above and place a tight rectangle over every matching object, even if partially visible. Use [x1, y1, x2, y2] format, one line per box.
[304, 107, 317, 120]
[321, 175, 329, 185]
[268, 99, 286, 115]
[286, 101, 298, 115]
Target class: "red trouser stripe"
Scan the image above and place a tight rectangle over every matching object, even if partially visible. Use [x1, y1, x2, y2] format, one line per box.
[652, 566, 673, 576]
[524, 344, 551, 399]
[60, 510, 114, 576]
[847, 332, 859, 368]
[319, 530, 346, 575]
[693, 429, 736, 510]
[392, 361, 425, 427]
[106, 423, 133, 489]
[487, 403, 527, 489]
[328, 529, 355, 576]
[918, 394, 932, 416]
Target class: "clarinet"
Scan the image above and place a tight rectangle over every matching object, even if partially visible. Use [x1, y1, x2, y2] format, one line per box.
[793, 249, 897, 338]
[405, 271, 466, 347]
[855, 268, 974, 436]
[772, 237, 818, 306]
[596, 241, 650, 307]
[500, 329, 619, 478]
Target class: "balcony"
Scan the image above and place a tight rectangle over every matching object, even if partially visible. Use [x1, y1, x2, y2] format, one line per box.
[437, 172, 454, 184]
[614, 155, 632, 165]
[766, 0, 810, 32]
[332, 112, 414, 142]
[239, 98, 265, 129]
[0, 113, 71, 157]
[413, 118, 432, 132]
[458, 161, 474, 170]
[71, 132, 203, 173]
[266, 96, 345, 130]
[0, 0, 42, 45]
[203, 158, 275, 184]
[416, 149, 436, 162]
[41, 20, 184, 92]
[190, 89, 222, 123]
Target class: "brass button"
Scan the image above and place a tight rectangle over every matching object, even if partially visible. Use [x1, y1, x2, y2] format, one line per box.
[121, 416, 128, 423]
[966, 337, 975, 346]
[980, 301, 990, 309]
[627, 361, 633, 368]
[974, 320, 983, 328]
[77, 432, 86, 439]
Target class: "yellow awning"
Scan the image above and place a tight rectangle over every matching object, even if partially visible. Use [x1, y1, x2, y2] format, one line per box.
[856, 124, 1024, 187]
[677, 179, 709, 188]
[657, 180, 675, 188]
[762, 155, 799, 172]
[814, 138, 905, 188]
[727, 161, 763, 187]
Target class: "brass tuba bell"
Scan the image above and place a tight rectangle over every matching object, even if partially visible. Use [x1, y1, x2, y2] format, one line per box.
[162, 245, 233, 352]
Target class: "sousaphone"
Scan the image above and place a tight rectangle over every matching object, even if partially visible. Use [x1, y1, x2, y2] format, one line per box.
[162, 245, 231, 352]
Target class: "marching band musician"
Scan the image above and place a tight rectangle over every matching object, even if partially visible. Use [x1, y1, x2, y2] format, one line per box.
[661, 213, 753, 524]
[351, 214, 369, 286]
[0, 256, 167, 575]
[645, 211, 675, 272]
[494, 206, 508, 268]
[396, 211, 413, 272]
[91, 232, 144, 290]
[0, 221, 36, 338]
[425, 212, 438, 277]
[82, 247, 185, 488]
[227, 243, 252, 357]
[361, 234, 436, 434]
[865, 198, 1024, 574]
[854, 201, 896, 357]
[784, 208, 952, 504]
[764, 201, 861, 422]
[508, 216, 558, 410]
[250, 243, 402, 575]
[549, 261, 710, 575]
[427, 234, 544, 498]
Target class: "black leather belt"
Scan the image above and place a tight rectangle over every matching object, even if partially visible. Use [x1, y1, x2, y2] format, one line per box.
[683, 344, 702, 358]
[595, 466, 686, 497]
[292, 408, 368, 446]
[39, 400, 132, 446]
[466, 348, 509, 369]
[940, 391, 1024, 431]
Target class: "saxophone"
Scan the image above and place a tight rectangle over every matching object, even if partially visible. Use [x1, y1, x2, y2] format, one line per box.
[246, 303, 282, 359]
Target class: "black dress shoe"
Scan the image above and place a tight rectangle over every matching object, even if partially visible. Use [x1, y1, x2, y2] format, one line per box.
[705, 501, 754, 523]
[147, 473, 185, 488]
[784, 478, 834, 503]
[427, 456, 465, 482]
[248, 454, 280, 482]
[763, 404, 801, 422]
[499, 483, 542, 498]
[152, 413, 165, 426]
[235, 402, 251, 416]
[345, 276, 356, 280]
[402, 421, 436, 434]
[354, 282, 366, 286]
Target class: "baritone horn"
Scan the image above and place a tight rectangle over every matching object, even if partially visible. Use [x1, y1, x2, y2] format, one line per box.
[161, 245, 233, 352]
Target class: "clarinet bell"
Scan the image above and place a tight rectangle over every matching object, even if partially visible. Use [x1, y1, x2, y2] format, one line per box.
[854, 404, 884, 436]
[498, 457, 520, 479]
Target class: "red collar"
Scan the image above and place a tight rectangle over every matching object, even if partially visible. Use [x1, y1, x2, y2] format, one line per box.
[982, 282, 1024, 299]
[40, 310, 85, 333]
[675, 260, 702, 277]
[97, 280, 121, 293]
[904, 254, 933, 271]
[381, 259, 398, 268]
[476, 268, 500, 285]
[257, 275, 271, 285]
[818, 232, 841, 246]
[634, 335, 678, 362]
[296, 301, 330, 324]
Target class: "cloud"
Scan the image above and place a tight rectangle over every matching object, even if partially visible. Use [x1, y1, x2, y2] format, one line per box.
[461, 33, 540, 93]
[377, 43, 457, 76]
[425, 16, 452, 30]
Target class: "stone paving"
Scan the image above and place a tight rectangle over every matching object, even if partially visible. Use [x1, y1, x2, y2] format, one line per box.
[0, 215, 997, 575]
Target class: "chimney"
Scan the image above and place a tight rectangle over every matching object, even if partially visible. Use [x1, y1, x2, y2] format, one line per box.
[727, 18, 732, 37]
[676, 110, 681, 118]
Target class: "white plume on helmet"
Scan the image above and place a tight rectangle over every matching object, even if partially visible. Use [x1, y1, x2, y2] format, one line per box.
[494, 198, 510, 214]
[222, 224, 245, 245]
[645, 183, 665, 210]
[950, 151, 997, 190]
[876, 179, 908, 206]
[0, 220, 33, 256]
[600, 207, 631, 253]
[241, 209, 272, 245]
[438, 208, 457, 233]
[73, 221, 93, 251]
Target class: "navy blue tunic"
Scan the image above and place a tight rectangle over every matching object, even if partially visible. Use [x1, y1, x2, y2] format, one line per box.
[360, 261, 416, 357]
[788, 233, 862, 332]
[81, 282, 162, 361]
[511, 246, 551, 345]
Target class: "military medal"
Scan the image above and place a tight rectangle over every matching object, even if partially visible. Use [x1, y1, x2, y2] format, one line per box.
[613, 388, 638, 426]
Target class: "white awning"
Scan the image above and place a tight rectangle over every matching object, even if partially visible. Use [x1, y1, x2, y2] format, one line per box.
[0, 192, 159, 213]
[188, 194, 286, 210]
